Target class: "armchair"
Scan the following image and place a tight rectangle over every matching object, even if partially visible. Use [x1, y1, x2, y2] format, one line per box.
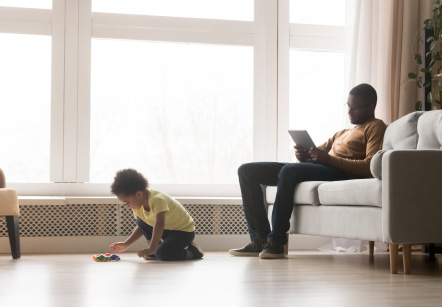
[0, 168, 20, 259]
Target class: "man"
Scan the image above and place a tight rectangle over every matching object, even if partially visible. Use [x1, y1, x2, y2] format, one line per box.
[229, 83, 387, 259]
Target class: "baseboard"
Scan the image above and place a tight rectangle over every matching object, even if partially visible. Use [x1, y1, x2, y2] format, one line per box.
[0, 234, 331, 254]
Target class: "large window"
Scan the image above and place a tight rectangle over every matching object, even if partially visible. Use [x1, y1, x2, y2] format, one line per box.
[0, 0, 348, 196]
[282, 0, 346, 162]
[0, 0, 267, 196]
[0, 34, 51, 182]
[90, 40, 253, 184]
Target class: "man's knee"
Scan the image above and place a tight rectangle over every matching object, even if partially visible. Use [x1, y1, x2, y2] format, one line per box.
[278, 163, 304, 181]
[238, 162, 256, 178]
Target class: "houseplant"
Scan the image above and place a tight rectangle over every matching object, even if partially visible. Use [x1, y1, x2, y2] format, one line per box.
[408, 0, 442, 111]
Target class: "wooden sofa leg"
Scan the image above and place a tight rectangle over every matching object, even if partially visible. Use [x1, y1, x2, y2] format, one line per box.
[369, 241, 374, 255]
[284, 233, 289, 255]
[389, 243, 398, 274]
[403, 244, 412, 274]
[5, 216, 21, 259]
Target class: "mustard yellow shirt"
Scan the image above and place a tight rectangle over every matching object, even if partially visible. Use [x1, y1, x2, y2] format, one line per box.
[132, 189, 195, 232]
[319, 118, 387, 178]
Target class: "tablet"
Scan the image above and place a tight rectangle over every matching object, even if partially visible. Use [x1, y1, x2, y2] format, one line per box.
[288, 130, 316, 149]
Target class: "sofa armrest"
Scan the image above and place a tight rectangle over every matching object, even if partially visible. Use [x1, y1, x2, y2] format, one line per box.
[382, 150, 442, 243]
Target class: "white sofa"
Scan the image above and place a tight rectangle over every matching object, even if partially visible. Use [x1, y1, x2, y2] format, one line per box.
[265, 110, 442, 274]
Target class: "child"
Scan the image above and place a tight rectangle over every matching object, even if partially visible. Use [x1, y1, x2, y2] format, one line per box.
[109, 168, 204, 261]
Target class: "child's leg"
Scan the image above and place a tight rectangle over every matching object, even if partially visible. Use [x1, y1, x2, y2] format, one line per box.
[155, 230, 195, 261]
[136, 217, 153, 241]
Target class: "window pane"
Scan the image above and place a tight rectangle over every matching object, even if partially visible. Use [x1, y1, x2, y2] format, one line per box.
[289, 50, 346, 161]
[90, 39, 253, 184]
[290, 0, 345, 26]
[0, 34, 51, 182]
[0, 0, 51, 9]
[92, 0, 253, 21]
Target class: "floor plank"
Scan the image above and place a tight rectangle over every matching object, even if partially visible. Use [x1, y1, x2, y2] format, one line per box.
[0, 251, 441, 306]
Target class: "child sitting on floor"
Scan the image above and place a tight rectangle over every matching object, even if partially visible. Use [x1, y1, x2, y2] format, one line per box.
[109, 168, 203, 261]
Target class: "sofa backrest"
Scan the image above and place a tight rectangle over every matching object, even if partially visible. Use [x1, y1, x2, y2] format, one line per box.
[382, 111, 424, 150]
[370, 111, 424, 179]
[416, 110, 442, 149]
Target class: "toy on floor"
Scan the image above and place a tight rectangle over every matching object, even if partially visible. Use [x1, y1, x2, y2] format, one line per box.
[93, 253, 120, 262]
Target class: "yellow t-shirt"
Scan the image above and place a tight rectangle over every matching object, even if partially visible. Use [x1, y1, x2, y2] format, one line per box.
[132, 189, 195, 232]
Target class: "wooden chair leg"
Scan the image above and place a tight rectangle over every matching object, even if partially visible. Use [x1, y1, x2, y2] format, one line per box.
[389, 243, 398, 274]
[5, 216, 21, 259]
[369, 241, 374, 255]
[403, 244, 412, 274]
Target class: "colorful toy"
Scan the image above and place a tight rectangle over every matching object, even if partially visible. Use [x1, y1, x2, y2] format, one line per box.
[93, 253, 120, 262]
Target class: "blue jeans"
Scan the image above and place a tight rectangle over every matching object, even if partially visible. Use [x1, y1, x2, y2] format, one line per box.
[136, 217, 195, 261]
[238, 162, 349, 244]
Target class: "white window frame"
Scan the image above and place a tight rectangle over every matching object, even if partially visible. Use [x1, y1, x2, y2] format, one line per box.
[1, 0, 278, 196]
[277, 0, 345, 162]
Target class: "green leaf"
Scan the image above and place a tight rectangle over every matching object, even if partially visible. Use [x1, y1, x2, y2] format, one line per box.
[424, 18, 433, 28]
[415, 53, 423, 65]
[420, 68, 431, 73]
[415, 101, 422, 111]
[427, 36, 435, 42]
[433, 52, 442, 60]
[428, 92, 433, 103]
[408, 72, 418, 79]
[424, 80, 432, 87]
[430, 40, 437, 51]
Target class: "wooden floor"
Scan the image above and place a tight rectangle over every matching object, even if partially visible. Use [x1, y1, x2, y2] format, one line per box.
[1, 251, 442, 307]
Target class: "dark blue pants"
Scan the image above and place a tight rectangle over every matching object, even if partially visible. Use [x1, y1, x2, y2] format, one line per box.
[238, 162, 349, 244]
[136, 217, 195, 261]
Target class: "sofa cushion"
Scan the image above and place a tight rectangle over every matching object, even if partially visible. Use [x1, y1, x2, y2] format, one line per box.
[417, 110, 442, 149]
[318, 178, 382, 208]
[266, 181, 325, 206]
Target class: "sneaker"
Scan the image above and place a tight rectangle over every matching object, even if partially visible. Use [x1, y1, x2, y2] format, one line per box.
[229, 240, 265, 257]
[259, 242, 285, 259]
[187, 241, 204, 259]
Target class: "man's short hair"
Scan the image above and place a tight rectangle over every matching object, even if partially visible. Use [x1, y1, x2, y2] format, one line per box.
[111, 168, 149, 195]
[349, 83, 377, 106]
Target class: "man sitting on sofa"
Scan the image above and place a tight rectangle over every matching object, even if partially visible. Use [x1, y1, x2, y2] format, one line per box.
[229, 83, 387, 259]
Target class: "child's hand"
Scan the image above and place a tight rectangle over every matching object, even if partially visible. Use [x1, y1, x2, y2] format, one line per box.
[137, 248, 153, 259]
[110, 242, 128, 253]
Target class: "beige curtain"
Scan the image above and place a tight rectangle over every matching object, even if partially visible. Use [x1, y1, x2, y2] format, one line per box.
[346, 0, 432, 124]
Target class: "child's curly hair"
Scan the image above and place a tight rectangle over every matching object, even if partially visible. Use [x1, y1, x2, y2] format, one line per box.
[111, 169, 149, 195]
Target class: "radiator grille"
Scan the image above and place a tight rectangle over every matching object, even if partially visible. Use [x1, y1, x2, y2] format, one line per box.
[0, 203, 248, 237]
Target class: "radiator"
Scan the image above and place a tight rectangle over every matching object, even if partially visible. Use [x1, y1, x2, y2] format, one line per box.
[0, 202, 248, 237]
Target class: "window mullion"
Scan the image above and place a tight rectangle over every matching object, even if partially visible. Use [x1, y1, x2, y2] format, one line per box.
[50, 0, 65, 182]
[277, 0, 290, 162]
[63, 0, 80, 182]
[76, 0, 91, 182]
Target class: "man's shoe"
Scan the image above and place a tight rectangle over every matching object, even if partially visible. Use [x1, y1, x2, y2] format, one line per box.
[187, 241, 204, 259]
[259, 242, 285, 259]
[229, 240, 265, 256]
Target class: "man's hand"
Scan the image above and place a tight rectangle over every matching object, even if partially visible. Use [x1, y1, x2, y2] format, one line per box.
[294, 145, 311, 162]
[309, 147, 330, 164]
